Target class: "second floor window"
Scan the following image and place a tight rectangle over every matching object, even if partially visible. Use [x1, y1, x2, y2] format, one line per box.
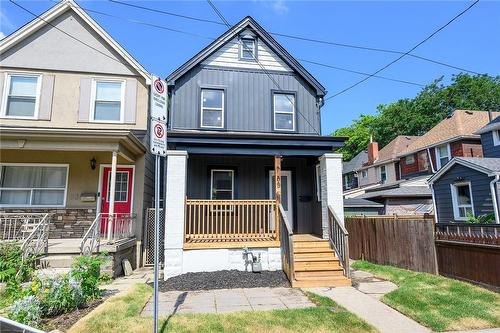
[3, 74, 40, 118]
[92, 80, 124, 122]
[380, 165, 387, 183]
[273, 93, 295, 131]
[436, 144, 450, 169]
[240, 38, 256, 60]
[201, 89, 224, 128]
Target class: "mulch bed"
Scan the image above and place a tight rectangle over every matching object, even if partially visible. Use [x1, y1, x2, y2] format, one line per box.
[41, 295, 110, 332]
[155, 270, 291, 291]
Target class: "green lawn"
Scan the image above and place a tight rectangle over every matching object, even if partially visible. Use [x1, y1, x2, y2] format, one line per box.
[352, 260, 500, 331]
[69, 284, 377, 333]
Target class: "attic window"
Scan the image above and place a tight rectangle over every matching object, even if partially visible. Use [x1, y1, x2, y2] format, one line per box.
[240, 38, 256, 60]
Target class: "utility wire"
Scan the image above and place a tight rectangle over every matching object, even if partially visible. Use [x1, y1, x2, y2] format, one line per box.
[108, 0, 482, 76]
[325, 0, 480, 101]
[66, 0, 423, 87]
[9, 0, 134, 70]
[206, 0, 321, 136]
[298, 59, 424, 87]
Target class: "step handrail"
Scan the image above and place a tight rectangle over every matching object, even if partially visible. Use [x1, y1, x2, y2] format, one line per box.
[21, 213, 50, 260]
[279, 204, 294, 281]
[327, 205, 350, 278]
[80, 213, 101, 255]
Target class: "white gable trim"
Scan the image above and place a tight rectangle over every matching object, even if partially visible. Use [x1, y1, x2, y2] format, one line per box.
[428, 157, 499, 184]
[0, 0, 150, 84]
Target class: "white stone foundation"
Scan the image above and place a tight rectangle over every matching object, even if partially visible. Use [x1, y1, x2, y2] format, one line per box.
[165, 247, 282, 278]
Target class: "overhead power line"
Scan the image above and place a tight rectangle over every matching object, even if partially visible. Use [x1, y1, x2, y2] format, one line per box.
[108, 0, 482, 76]
[325, 0, 480, 101]
[62, 0, 424, 88]
[9, 0, 132, 69]
[206, 0, 322, 136]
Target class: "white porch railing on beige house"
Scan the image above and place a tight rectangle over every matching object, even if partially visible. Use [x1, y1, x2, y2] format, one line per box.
[80, 213, 136, 255]
[0, 213, 51, 259]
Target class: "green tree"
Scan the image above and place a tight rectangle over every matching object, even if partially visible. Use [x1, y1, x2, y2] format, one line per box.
[333, 115, 376, 161]
[334, 74, 500, 160]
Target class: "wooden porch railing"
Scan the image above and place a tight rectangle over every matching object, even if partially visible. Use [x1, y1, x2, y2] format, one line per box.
[185, 199, 278, 243]
[279, 204, 294, 281]
[328, 205, 350, 278]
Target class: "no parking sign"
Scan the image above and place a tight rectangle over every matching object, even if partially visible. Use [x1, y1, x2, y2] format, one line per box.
[150, 75, 167, 156]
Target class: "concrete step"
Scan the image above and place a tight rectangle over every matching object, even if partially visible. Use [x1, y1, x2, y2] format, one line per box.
[40, 254, 77, 268]
[48, 239, 82, 254]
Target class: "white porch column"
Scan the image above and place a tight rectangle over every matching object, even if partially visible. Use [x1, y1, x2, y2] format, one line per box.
[319, 153, 344, 239]
[107, 151, 118, 242]
[164, 150, 188, 279]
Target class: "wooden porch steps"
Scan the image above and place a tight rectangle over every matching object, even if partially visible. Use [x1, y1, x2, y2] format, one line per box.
[291, 235, 351, 288]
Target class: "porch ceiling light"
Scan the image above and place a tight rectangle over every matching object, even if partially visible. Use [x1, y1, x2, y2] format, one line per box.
[90, 157, 97, 170]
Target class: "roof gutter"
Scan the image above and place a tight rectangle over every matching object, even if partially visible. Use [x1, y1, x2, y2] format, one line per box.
[489, 174, 500, 224]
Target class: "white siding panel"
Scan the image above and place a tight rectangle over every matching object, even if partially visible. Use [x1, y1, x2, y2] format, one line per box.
[202, 37, 292, 72]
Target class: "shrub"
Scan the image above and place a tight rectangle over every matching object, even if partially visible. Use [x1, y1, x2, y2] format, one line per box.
[0, 242, 35, 295]
[8, 295, 42, 327]
[30, 274, 85, 317]
[70, 254, 108, 301]
[465, 212, 495, 224]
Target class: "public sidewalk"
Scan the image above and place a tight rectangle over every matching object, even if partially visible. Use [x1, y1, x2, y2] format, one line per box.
[305, 286, 430, 333]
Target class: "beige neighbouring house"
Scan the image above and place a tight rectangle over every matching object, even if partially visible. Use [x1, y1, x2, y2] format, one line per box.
[0, 0, 153, 275]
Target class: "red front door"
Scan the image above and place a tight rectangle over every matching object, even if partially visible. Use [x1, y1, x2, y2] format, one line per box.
[100, 167, 134, 215]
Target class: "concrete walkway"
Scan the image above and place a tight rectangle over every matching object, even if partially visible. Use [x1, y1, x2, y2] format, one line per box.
[101, 267, 154, 292]
[141, 287, 315, 316]
[306, 286, 430, 333]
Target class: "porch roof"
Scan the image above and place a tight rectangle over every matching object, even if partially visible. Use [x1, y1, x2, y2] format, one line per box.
[0, 126, 146, 162]
[167, 130, 345, 156]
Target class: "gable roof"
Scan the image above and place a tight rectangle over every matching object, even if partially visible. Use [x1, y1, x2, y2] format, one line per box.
[358, 186, 431, 199]
[344, 198, 384, 208]
[343, 150, 368, 174]
[166, 16, 326, 96]
[357, 135, 419, 170]
[400, 110, 500, 156]
[0, 0, 150, 83]
[476, 115, 500, 135]
[428, 157, 500, 184]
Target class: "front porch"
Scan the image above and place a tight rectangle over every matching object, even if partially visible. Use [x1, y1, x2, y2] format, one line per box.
[163, 131, 349, 286]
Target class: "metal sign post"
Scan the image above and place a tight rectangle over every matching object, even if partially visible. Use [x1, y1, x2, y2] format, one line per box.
[150, 75, 167, 333]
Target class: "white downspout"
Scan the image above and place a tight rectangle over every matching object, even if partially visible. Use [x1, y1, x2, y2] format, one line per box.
[427, 148, 436, 173]
[489, 174, 500, 224]
[430, 183, 438, 224]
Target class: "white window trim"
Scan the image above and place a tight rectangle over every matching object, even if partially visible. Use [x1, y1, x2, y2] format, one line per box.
[240, 38, 256, 60]
[273, 93, 296, 132]
[106, 171, 129, 203]
[315, 164, 321, 201]
[435, 143, 451, 170]
[405, 155, 415, 164]
[0, 163, 69, 208]
[493, 130, 500, 146]
[380, 165, 387, 183]
[210, 169, 234, 200]
[450, 181, 474, 221]
[200, 89, 224, 129]
[89, 78, 126, 123]
[1, 73, 42, 120]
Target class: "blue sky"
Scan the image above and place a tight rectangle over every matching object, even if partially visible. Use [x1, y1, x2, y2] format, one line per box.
[1, 0, 499, 134]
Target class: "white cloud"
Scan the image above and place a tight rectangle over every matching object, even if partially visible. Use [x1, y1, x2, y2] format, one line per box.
[253, 0, 290, 15]
[272, 0, 289, 15]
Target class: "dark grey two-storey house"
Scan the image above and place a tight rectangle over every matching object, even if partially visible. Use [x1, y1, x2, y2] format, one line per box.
[162, 17, 350, 287]
[428, 114, 500, 224]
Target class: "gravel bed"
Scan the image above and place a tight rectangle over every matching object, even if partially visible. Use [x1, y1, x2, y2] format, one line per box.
[156, 270, 290, 291]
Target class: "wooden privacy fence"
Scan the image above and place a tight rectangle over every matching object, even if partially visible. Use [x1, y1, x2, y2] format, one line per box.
[345, 215, 438, 274]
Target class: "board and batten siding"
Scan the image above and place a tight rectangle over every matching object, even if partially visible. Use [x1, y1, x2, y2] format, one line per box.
[171, 66, 320, 134]
[481, 131, 500, 158]
[186, 155, 321, 234]
[433, 163, 495, 223]
[201, 35, 292, 72]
